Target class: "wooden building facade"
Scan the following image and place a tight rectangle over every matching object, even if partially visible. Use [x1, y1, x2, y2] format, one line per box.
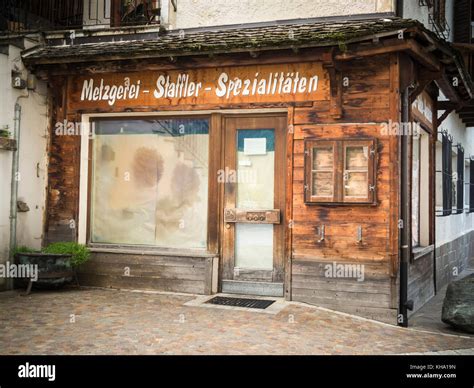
[22, 17, 474, 324]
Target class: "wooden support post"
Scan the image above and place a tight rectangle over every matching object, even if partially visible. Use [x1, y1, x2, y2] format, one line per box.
[324, 64, 343, 119]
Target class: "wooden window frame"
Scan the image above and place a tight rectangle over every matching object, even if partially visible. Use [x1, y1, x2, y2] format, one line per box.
[304, 140, 338, 203]
[437, 131, 453, 216]
[304, 138, 377, 205]
[111, 0, 159, 27]
[86, 114, 220, 256]
[411, 133, 422, 248]
[411, 125, 433, 250]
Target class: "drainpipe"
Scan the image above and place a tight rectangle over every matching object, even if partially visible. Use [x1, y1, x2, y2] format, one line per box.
[8, 95, 27, 290]
[396, 0, 404, 18]
[399, 87, 414, 327]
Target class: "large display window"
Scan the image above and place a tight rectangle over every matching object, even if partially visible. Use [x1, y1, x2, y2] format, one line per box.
[90, 117, 209, 249]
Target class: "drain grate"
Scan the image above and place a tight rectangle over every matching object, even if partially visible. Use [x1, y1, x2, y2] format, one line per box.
[206, 296, 275, 309]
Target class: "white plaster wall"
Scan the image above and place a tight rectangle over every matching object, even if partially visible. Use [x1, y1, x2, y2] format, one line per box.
[403, 0, 430, 29]
[436, 99, 474, 246]
[0, 39, 49, 289]
[403, 0, 455, 41]
[435, 0, 474, 246]
[404, 0, 474, 247]
[169, 0, 395, 29]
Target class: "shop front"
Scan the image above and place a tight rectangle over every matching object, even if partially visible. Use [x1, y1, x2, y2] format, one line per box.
[22, 18, 473, 323]
[71, 62, 329, 297]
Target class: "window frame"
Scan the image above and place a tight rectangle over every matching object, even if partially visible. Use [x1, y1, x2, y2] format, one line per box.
[304, 137, 377, 205]
[411, 125, 433, 249]
[469, 159, 474, 213]
[111, 0, 160, 27]
[305, 140, 339, 203]
[86, 114, 219, 255]
[455, 144, 464, 214]
[411, 133, 422, 248]
[437, 131, 453, 217]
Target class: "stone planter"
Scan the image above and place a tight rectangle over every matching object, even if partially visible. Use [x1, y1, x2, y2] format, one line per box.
[14, 252, 74, 292]
[0, 137, 17, 151]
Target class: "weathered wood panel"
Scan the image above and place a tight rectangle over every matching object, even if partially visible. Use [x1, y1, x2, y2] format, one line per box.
[45, 78, 82, 245]
[77, 252, 215, 294]
[44, 51, 402, 322]
[290, 55, 400, 324]
[407, 251, 435, 315]
[291, 123, 391, 261]
[292, 260, 398, 323]
[68, 63, 330, 111]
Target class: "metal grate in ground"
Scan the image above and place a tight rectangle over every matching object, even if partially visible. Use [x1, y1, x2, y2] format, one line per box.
[205, 296, 276, 309]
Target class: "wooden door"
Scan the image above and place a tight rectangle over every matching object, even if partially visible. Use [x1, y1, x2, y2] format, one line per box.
[221, 115, 286, 296]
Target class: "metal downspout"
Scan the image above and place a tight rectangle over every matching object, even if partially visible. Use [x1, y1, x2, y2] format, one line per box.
[399, 87, 414, 327]
[396, 0, 404, 18]
[8, 96, 27, 290]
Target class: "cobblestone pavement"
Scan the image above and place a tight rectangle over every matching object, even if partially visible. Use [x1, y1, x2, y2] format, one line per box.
[1, 288, 474, 355]
[404, 348, 474, 355]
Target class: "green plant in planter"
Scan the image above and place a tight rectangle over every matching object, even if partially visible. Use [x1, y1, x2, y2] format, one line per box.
[0, 129, 11, 138]
[13, 246, 40, 255]
[43, 242, 90, 267]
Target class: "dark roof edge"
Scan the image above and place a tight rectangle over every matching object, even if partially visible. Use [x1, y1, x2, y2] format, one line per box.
[36, 12, 399, 47]
[165, 12, 398, 35]
[23, 28, 414, 65]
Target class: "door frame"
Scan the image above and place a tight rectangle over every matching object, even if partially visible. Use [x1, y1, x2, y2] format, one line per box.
[219, 113, 287, 291]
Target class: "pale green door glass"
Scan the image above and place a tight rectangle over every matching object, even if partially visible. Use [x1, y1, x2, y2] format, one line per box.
[234, 129, 274, 270]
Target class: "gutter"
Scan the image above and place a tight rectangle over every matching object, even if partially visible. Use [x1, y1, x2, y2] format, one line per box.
[396, 0, 404, 18]
[399, 86, 414, 327]
[8, 95, 28, 289]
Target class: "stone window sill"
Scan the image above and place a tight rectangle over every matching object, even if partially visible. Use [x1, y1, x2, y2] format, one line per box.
[412, 244, 434, 261]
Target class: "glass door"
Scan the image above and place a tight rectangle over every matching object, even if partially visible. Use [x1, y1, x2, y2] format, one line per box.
[221, 115, 286, 296]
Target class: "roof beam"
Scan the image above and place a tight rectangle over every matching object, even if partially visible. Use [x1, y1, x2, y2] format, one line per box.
[335, 38, 441, 72]
[459, 113, 474, 119]
[334, 38, 410, 61]
[404, 40, 441, 72]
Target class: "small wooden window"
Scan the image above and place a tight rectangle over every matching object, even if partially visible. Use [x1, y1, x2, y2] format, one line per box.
[304, 138, 377, 205]
[309, 141, 336, 202]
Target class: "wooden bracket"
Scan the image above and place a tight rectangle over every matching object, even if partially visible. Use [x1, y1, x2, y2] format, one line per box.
[323, 59, 343, 119]
[437, 103, 463, 125]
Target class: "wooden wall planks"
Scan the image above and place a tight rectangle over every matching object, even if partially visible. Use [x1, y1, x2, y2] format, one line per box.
[289, 54, 400, 323]
[77, 252, 216, 294]
[44, 53, 403, 321]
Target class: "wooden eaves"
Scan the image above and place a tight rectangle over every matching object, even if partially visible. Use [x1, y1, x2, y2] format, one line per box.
[20, 17, 474, 125]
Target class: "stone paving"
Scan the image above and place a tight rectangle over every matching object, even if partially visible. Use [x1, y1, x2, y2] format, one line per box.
[1, 288, 474, 355]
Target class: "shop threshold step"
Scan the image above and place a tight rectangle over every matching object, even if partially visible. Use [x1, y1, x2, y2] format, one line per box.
[221, 280, 284, 297]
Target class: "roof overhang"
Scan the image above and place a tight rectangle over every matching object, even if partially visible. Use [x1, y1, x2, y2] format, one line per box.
[20, 16, 474, 108]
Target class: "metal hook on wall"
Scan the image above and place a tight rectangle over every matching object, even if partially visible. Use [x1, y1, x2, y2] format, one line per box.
[317, 225, 325, 243]
[356, 226, 363, 244]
